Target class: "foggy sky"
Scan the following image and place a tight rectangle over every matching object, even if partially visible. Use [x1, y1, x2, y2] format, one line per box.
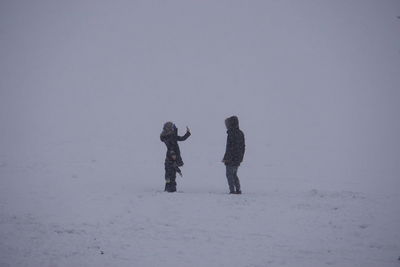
[1, 0, 400, 190]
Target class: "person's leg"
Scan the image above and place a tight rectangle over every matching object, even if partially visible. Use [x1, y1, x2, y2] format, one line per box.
[233, 166, 241, 194]
[164, 163, 169, 191]
[170, 176, 177, 192]
[165, 163, 175, 192]
[226, 166, 235, 193]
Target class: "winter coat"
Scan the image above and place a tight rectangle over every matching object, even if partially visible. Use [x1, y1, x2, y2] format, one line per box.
[223, 116, 245, 166]
[160, 123, 191, 167]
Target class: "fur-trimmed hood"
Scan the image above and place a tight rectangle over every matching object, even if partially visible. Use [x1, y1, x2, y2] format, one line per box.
[161, 121, 176, 136]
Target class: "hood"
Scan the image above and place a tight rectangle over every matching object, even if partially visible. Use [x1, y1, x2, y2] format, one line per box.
[161, 121, 176, 136]
[225, 116, 239, 130]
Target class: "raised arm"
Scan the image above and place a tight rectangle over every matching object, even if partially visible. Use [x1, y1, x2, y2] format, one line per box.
[177, 127, 191, 141]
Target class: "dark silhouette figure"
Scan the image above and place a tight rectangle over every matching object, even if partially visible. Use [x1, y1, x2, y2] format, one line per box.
[222, 116, 245, 194]
[160, 122, 190, 192]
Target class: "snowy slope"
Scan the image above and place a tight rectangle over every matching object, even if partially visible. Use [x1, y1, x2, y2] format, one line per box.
[1, 0, 400, 266]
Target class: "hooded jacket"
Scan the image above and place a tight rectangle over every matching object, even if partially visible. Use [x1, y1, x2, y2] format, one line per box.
[160, 122, 191, 167]
[223, 116, 245, 166]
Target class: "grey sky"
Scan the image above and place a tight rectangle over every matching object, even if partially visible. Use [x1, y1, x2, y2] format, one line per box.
[1, 0, 399, 188]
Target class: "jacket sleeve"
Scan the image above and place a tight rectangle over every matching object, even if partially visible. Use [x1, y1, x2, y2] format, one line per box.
[238, 131, 245, 162]
[177, 130, 191, 141]
[223, 133, 234, 161]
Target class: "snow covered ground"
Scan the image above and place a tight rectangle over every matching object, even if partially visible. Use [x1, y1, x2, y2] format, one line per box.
[1, 161, 399, 267]
[1, 0, 400, 266]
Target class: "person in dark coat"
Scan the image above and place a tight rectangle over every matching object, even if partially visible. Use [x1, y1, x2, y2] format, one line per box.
[160, 122, 191, 192]
[222, 116, 245, 194]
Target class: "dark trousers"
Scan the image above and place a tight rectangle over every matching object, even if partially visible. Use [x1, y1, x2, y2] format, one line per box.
[165, 163, 177, 192]
[226, 165, 241, 193]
